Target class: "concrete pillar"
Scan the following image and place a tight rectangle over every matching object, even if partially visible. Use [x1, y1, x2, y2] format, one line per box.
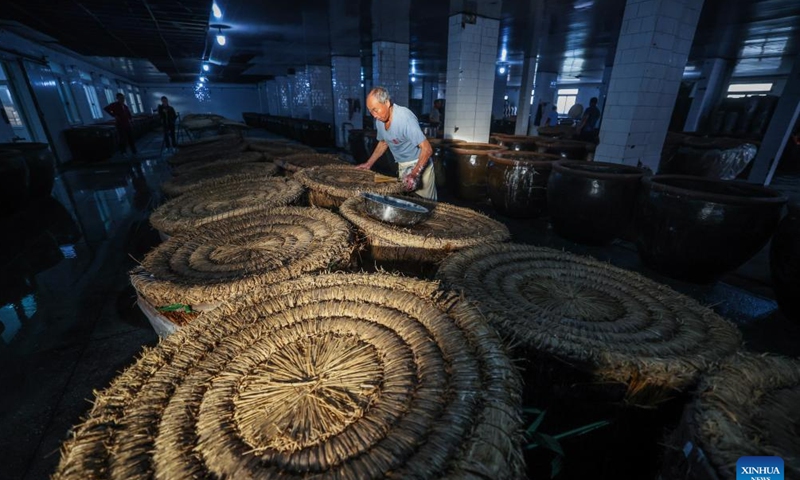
[595, 0, 704, 170]
[422, 78, 434, 117]
[372, 0, 410, 106]
[292, 68, 309, 119]
[683, 58, 728, 132]
[444, 0, 502, 142]
[492, 65, 508, 121]
[531, 71, 558, 127]
[265, 79, 280, 116]
[515, 0, 545, 136]
[329, 0, 363, 147]
[748, 56, 800, 185]
[307, 65, 334, 124]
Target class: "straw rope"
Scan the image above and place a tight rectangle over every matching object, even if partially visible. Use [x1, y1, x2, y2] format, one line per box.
[438, 243, 742, 395]
[161, 162, 279, 197]
[294, 165, 406, 208]
[274, 153, 348, 173]
[680, 353, 800, 478]
[245, 139, 316, 156]
[55, 273, 524, 480]
[171, 151, 268, 176]
[340, 196, 511, 263]
[133, 206, 352, 311]
[149, 177, 304, 236]
[170, 138, 249, 166]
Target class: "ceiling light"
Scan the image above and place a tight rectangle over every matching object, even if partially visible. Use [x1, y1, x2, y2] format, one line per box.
[202, 63, 210, 72]
[410, 76, 416, 83]
[212, 2, 222, 19]
[200, 76, 207, 83]
[210, 24, 231, 46]
[498, 66, 506, 74]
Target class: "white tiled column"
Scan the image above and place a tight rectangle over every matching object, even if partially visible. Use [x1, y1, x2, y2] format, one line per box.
[275, 76, 292, 117]
[307, 65, 334, 124]
[292, 68, 310, 119]
[372, 42, 410, 106]
[444, 13, 500, 142]
[595, 0, 704, 170]
[683, 58, 728, 132]
[331, 56, 364, 147]
[371, 0, 410, 106]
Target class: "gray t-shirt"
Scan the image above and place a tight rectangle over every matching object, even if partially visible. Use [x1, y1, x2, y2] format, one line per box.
[376, 104, 426, 163]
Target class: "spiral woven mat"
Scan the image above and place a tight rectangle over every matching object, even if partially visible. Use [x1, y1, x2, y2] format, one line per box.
[274, 153, 349, 173]
[339, 196, 511, 262]
[674, 353, 800, 479]
[170, 138, 248, 166]
[162, 162, 279, 197]
[176, 133, 240, 149]
[172, 151, 268, 176]
[437, 243, 742, 393]
[245, 139, 316, 156]
[55, 273, 524, 480]
[133, 206, 352, 310]
[149, 177, 304, 236]
[294, 165, 406, 208]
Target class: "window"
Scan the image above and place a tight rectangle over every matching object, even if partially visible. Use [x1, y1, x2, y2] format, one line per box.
[726, 82, 772, 99]
[135, 93, 144, 113]
[104, 88, 115, 105]
[0, 86, 23, 127]
[556, 88, 578, 115]
[83, 85, 103, 119]
[57, 79, 81, 124]
[128, 93, 138, 114]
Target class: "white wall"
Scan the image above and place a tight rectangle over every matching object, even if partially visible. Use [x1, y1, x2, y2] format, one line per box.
[141, 83, 260, 123]
[0, 28, 142, 163]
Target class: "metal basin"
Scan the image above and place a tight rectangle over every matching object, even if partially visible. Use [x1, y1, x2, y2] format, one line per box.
[362, 193, 431, 226]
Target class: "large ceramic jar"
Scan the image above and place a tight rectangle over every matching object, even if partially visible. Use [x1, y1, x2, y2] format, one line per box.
[347, 129, 396, 176]
[770, 201, 800, 321]
[636, 175, 787, 283]
[0, 142, 55, 198]
[0, 149, 31, 216]
[428, 138, 464, 189]
[446, 143, 507, 202]
[547, 160, 647, 244]
[544, 139, 593, 160]
[491, 135, 539, 152]
[487, 151, 560, 218]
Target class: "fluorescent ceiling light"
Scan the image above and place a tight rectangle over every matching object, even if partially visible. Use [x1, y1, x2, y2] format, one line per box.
[216, 35, 226, 46]
[212, 3, 222, 19]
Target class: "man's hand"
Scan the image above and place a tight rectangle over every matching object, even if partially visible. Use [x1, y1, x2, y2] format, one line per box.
[355, 162, 372, 170]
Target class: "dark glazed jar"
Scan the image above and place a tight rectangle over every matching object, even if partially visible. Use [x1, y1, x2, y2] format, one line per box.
[0, 149, 30, 216]
[446, 143, 507, 202]
[492, 135, 539, 152]
[770, 201, 800, 321]
[0, 142, 56, 198]
[544, 139, 592, 160]
[547, 160, 646, 244]
[487, 151, 560, 218]
[635, 175, 787, 283]
[428, 138, 465, 189]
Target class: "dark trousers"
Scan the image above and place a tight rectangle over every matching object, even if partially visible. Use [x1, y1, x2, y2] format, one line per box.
[117, 125, 137, 154]
[163, 123, 176, 148]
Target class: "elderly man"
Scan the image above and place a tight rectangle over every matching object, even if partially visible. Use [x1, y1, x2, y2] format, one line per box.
[356, 86, 436, 200]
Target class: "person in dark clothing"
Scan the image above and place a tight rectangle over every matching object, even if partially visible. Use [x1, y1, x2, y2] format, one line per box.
[103, 93, 137, 155]
[157, 96, 178, 151]
[576, 97, 601, 142]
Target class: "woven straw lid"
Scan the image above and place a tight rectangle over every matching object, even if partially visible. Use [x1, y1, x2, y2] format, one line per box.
[245, 139, 316, 156]
[172, 151, 268, 176]
[295, 165, 406, 208]
[132, 206, 352, 312]
[339, 195, 510, 261]
[438, 243, 742, 393]
[149, 177, 304, 236]
[176, 133, 240, 149]
[274, 153, 348, 173]
[170, 139, 248, 166]
[55, 273, 524, 480]
[162, 162, 279, 197]
[672, 353, 800, 478]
